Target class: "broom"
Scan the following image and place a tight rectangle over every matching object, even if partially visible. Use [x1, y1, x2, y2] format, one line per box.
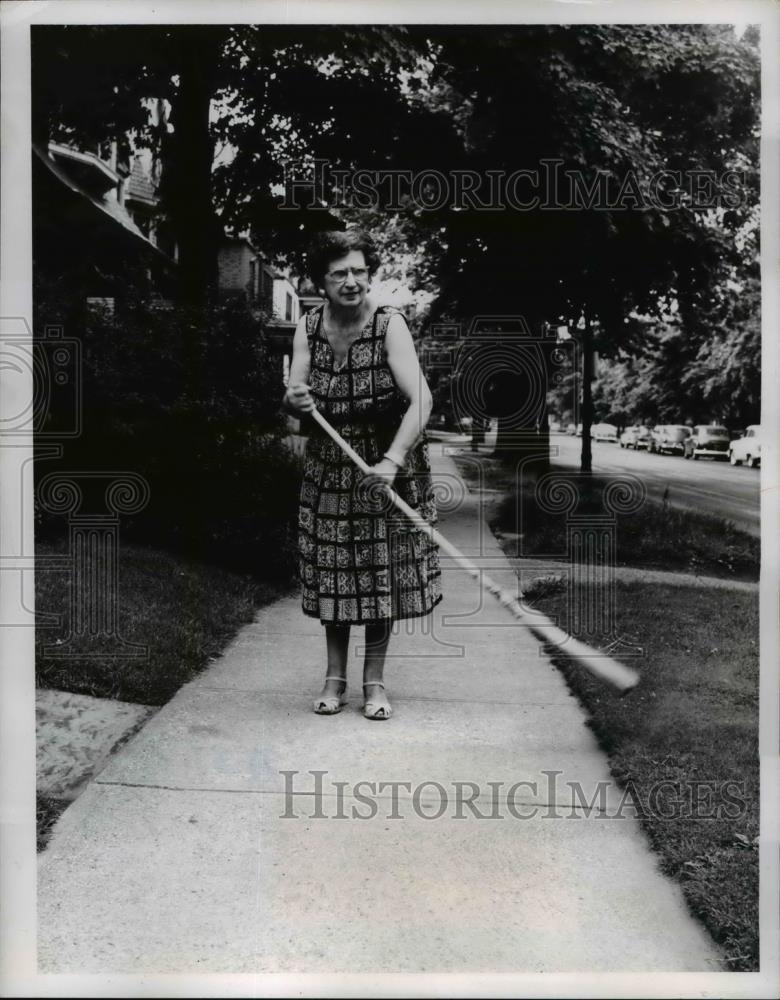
[309, 407, 640, 695]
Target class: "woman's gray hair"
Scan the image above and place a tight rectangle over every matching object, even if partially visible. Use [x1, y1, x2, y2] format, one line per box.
[307, 230, 381, 286]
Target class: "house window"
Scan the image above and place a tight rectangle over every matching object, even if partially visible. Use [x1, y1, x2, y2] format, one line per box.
[285, 291, 293, 322]
[249, 259, 258, 301]
[86, 297, 115, 317]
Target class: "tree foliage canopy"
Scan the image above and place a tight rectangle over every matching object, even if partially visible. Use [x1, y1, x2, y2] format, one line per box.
[32, 23, 761, 427]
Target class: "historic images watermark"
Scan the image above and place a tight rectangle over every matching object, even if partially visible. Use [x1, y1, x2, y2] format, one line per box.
[280, 159, 748, 212]
[278, 769, 749, 821]
[1, 316, 149, 658]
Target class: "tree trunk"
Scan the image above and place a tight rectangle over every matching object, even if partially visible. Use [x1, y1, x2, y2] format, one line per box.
[492, 335, 551, 476]
[162, 27, 223, 309]
[580, 317, 594, 475]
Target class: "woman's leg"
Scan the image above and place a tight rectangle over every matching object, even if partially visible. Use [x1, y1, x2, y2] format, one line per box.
[363, 620, 393, 717]
[319, 624, 350, 695]
[313, 624, 350, 713]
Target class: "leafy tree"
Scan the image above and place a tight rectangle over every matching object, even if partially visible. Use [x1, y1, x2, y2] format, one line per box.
[333, 25, 759, 465]
[32, 24, 760, 465]
[581, 259, 760, 430]
[683, 269, 760, 427]
[32, 26, 421, 304]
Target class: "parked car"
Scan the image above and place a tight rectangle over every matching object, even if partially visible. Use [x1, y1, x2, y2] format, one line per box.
[549, 419, 562, 433]
[565, 422, 577, 435]
[592, 422, 619, 443]
[633, 426, 652, 450]
[575, 423, 583, 437]
[619, 425, 650, 449]
[728, 425, 761, 468]
[647, 425, 663, 453]
[683, 425, 730, 461]
[650, 424, 691, 456]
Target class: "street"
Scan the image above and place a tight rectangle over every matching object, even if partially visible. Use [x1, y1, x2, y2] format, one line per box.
[551, 433, 760, 537]
[431, 427, 760, 538]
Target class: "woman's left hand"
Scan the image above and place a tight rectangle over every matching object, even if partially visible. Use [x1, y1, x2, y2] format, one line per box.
[363, 457, 399, 491]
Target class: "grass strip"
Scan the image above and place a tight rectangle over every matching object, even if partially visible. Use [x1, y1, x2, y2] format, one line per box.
[36, 795, 70, 853]
[529, 581, 759, 971]
[451, 453, 759, 581]
[35, 537, 292, 705]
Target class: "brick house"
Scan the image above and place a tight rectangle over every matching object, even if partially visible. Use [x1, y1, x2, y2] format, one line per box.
[217, 237, 311, 383]
[217, 238, 269, 306]
[217, 237, 301, 320]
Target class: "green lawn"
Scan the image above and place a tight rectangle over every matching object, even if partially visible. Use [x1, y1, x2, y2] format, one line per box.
[530, 581, 759, 971]
[451, 453, 760, 581]
[35, 536, 292, 705]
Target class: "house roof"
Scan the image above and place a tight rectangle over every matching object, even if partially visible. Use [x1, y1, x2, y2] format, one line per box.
[48, 142, 118, 197]
[33, 142, 169, 262]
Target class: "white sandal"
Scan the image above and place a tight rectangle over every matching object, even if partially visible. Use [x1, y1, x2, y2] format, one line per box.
[313, 675, 348, 715]
[363, 680, 392, 720]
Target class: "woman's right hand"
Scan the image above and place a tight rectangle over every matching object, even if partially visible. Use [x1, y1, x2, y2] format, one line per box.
[284, 382, 316, 415]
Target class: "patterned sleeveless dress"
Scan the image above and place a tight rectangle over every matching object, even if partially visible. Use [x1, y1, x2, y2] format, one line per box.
[297, 304, 442, 625]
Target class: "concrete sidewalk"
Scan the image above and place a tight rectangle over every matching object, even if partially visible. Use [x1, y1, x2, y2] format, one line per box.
[37, 444, 721, 974]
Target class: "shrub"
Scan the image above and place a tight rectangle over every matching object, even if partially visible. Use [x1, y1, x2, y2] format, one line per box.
[34, 286, 302, 582]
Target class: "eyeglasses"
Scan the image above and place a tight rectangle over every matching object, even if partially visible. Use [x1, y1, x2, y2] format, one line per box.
[325, 267, 369, 283]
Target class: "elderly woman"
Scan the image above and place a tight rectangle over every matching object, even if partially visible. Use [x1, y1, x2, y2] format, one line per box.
[283, 230, 442, 720]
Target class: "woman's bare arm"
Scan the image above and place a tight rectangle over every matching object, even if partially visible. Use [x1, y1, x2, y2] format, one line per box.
[382, 311, 433, 465]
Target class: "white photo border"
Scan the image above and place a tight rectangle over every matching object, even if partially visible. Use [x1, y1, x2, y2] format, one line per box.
[1, 2, 778, 997]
